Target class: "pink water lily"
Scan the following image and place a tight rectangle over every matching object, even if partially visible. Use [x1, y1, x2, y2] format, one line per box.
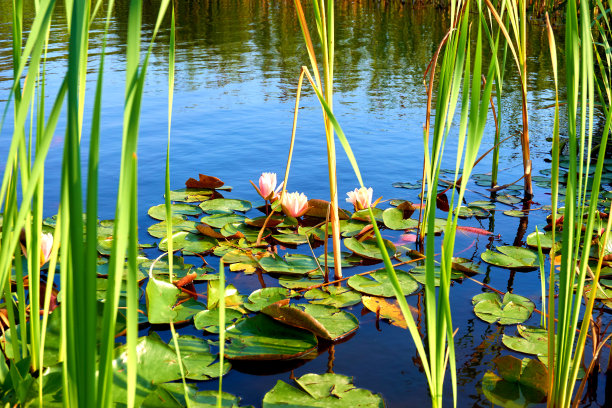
[254, 172, 284, 201]
[40, 232, 53, 266]
[346, 187, 373, 210]
[281, 192, 309, 218]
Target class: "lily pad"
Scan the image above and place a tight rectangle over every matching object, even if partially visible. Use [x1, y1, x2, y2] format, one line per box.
[143, 385, 251, 408]
[496, 195, 522, 205]
[194, 308, 245, 333]
[258, 254, 319, 275]
[262, 303, 359, 341]
[472, 293, 535, 325]
[351, 208, 384, 223]
[392, 181, 421, 189]
[482, 356, 547, 407]
[200, 214, 246, 229]
[304, 286, 362, 308]
[526, 231, 561, 252]
[317, 252, 362, 268]
[159, 231, 218, 254]
[208, 280, 245, 310]
[271, 232, 310, 245]
[168, 188, 214, 203]
[348, 269, 418, 297]
[344, 237, 396, 260]
[408, 265, 464, 286]
[382, 207, 418, 230]
[148, 203, 202, 221]
[502, 325, 549, 364]
[262, 373, 385, 408]
[221, 223, 266, 242]
[168, 335, 231, 381]
[147, 218, 199, 239]
[224, 314, 318, 360]
[199, 199, 251, 214]
[338, 219, 371, 237]
[278, 275, 324, 289]
[244, 287, 294, 312]
[361, 295, 414, 329]
[504, 210, 528, 218]
[481, 246, 538, 270]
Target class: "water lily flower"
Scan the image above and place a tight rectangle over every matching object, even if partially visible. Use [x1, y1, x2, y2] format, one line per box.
[254, 172, 284, 201]
[346, 187, 373, 211]
[281, 192, 309, 218]
[40, 232, 53, 266]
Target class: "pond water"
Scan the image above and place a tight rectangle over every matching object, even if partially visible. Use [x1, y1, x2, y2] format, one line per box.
[1, 0, 608, 407]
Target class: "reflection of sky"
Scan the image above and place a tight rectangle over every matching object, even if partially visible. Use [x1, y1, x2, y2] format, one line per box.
[0, 1, 565, 226]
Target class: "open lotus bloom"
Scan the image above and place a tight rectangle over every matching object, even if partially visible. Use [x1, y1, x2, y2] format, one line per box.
[346, 187, 373, 210]
[255, 172, 284, 201]
[40, 232, 53, 266]
[281, 192, 309, 218]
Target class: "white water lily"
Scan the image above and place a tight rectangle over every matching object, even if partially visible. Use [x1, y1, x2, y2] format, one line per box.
[346, 187, 373, 211]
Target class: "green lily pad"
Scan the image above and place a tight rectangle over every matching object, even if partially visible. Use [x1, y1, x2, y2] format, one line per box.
[382, 207, 418, 230]
[142, 385, 252, 408]
[304, 286, 362, 308]
[159, 231, 218, 254]
[224, 314, 318, 360]
[168, 188, 213, 203]
[347, 269, 418, 297]
[220, 223, 267, 242]
[148, 203, 202, 221]
[496, 195, 523, 205]
[526, 231, 562, 252]
[199, 198, 252, 214]
[317, 252, 362, 268]
[482, 356, 547, 408]
[272, 232, 310, 245]
[262, 303, 359, 341]
[351, 208, 384, 223]
[472, 293, 535, 325]
[502, 325, 549, 364]
[145, 276, 205, 324]
[504, 210, 528, 218]
[168, 335, 231, 381]
[194, 308, 245, 333]
[481, 246, 538, 270]
[262, 373, 385, 408]
[244, 287, 294, 312]
[470, 200, 496, 210]
[148, 218, 199, 239]
[200, 214, 246, 229]
[338, 219, 370, 237]
[408, 265, 465, 286]
[278, 275, 324, 290]
[344, 237, 396, 260]
[208, 280, 245, 310]
[455, 206, 490, 219]
[392, 181, 421, 189]
[258, 254, 319, 275]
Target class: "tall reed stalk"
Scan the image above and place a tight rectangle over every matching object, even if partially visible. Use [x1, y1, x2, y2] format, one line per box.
[293, 0, 343, 280]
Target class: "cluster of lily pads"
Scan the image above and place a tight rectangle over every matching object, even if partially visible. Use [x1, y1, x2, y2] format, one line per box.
[5, 156, 612, 407]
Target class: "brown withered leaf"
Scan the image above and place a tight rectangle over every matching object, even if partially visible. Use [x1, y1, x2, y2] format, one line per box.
[396, 200, 415, 218]
[304, 199, 350, 220]
[361, 295, 418, 329]
[186, 174, 224, 189]
[196, 224, 243, 240]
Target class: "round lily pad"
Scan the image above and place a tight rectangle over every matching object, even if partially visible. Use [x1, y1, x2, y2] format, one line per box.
[278, 275, 324, 289]
[496, 195, 522, 205]
[262, 303, 359, 341]
[168, 188, 213, 203]
[317, 252, 361, 268]
[526, 231, 561, 252]
[348, 269, 418, 297]
[244, 287, 293, 312]
[199, 198, 251, 214]
[200, 214, 246, 229]
[304, 286, 362, 308]
[502, 325, 549, 365]
[148, 218, 198, 239]
[382, 207, 418, 230]
[503, 210, 528, 217]
[472, 292, 535, 325]
[159, 231, 218, 254]
[481, 246, 538, 270]
[344, 237, 396, 260]
[224, 314, 318, 360]
[258, 254, 319, 275]
[148, 203, 202, 221]
[262, 373, 385, 408]
[193, 308, 244, 333]
[408, 265, 465, 286]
